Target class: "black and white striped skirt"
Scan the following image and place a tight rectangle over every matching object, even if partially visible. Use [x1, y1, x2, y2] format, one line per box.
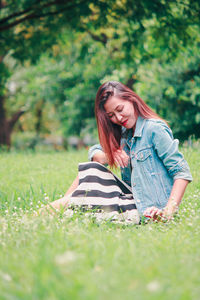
[68, 162, 140, 224]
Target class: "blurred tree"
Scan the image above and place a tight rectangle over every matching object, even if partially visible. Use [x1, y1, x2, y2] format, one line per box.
[1, 0, 200, 147]
[11, 24, 200, 144]
[135, 30, 200, 141]
[7, 31, 111, 142]
[0, 0, 111, 147]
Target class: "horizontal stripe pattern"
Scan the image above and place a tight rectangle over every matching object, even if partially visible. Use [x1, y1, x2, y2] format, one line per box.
[79, 162, 110, 173]
[78, 168, 115, 181]
[79, 162, 132, 194]
[70, 196, 135, 206]
[75, 182, 122, 194]
[79, 175, 120, 187]
[72, 189, 121, 199]
[70, 162, 139, 224]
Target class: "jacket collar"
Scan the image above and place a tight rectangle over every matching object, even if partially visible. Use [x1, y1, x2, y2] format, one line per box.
[122, 116, 146, 138]
[134, 116, 146, 137]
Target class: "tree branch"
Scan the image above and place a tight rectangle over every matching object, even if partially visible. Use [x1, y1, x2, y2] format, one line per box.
[0, 54, 6, 63]
[126, 77, 136, 90]
[0, 0, 87, 32]
[0, 0, 58, 25]
[82, 27, 108, 45]
[0, 7, 34, 25]
[0, 10, 60, 31]
[8, 109, 26, 130]
[181, 65, 200, 82]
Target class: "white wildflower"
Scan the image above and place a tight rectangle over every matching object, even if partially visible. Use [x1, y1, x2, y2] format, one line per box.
[64, 209, 74, 218]
[55, 250, 77, 265]
[1, 272, 12, 282]
[147, 280, 160, 292]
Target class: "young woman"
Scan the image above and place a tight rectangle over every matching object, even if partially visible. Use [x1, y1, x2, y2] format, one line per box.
[44, 81, 192, 222]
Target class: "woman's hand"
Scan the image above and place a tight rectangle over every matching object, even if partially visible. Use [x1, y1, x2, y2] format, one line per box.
[113, 149, 129, 168]
[92, 151, 108, 165]
[143, 206, 173, 222]
[93, 148, 129, 168]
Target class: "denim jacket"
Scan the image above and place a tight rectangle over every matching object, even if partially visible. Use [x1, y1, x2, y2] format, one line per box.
[88, 117, 192, 215]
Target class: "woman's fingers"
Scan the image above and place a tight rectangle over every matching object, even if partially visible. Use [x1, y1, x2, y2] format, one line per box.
[114, 155, 125, 168]
[144, 206, 173, 222]
[143, 206, 163, 220]
[143, 207, 155, 218]
[114, 149, 129, 168]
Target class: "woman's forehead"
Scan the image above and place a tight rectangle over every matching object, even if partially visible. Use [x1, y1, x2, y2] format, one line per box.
[104, 96, 124, 112]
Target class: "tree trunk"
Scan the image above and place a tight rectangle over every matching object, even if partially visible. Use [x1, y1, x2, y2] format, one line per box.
[0, 95, 25, 148]
[126, 77, 136, 90]
[35, 99, 45, 135]
[0, 95, 10, 147]
[29, 99, 45, 150]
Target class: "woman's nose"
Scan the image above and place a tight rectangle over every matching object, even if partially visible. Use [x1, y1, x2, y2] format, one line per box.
[116, 113, 122, 122]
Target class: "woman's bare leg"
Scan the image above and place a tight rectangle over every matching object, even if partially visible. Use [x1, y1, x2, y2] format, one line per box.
[40, 175, 79, 213]
[64, 175, 79, 197]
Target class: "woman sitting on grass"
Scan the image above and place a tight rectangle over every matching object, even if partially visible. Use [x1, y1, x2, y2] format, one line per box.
[43, 81, 192, 223]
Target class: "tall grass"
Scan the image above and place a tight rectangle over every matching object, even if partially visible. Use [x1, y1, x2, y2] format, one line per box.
[0, 148, 199, 300]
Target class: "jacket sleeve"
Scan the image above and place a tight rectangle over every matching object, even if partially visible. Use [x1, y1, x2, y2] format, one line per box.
[151, 121, 193, 181]
[88, 144, 103, 161]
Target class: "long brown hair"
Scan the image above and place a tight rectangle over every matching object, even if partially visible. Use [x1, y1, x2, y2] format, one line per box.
[95, 81, 163, 167]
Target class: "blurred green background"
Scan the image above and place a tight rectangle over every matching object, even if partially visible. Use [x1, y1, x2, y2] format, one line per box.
[0, 0, 200, 150]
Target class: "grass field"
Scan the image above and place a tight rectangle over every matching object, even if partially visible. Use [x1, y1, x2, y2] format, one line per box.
[0, 148, 200, 300]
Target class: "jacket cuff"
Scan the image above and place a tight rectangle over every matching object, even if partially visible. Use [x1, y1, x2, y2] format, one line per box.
[170, 160, 193, 181]
[88, 145, 103, 161]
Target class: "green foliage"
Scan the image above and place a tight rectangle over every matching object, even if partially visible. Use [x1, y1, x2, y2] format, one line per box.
[0, 0, 99, 62]
[135, 28, 200, 140]
[1, 0, 200, 145]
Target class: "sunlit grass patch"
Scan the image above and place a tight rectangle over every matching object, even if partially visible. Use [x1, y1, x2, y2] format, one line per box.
[0, 148, 200, 300]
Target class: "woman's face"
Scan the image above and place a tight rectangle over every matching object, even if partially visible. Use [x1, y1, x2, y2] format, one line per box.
[104, 96, 137, 129]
